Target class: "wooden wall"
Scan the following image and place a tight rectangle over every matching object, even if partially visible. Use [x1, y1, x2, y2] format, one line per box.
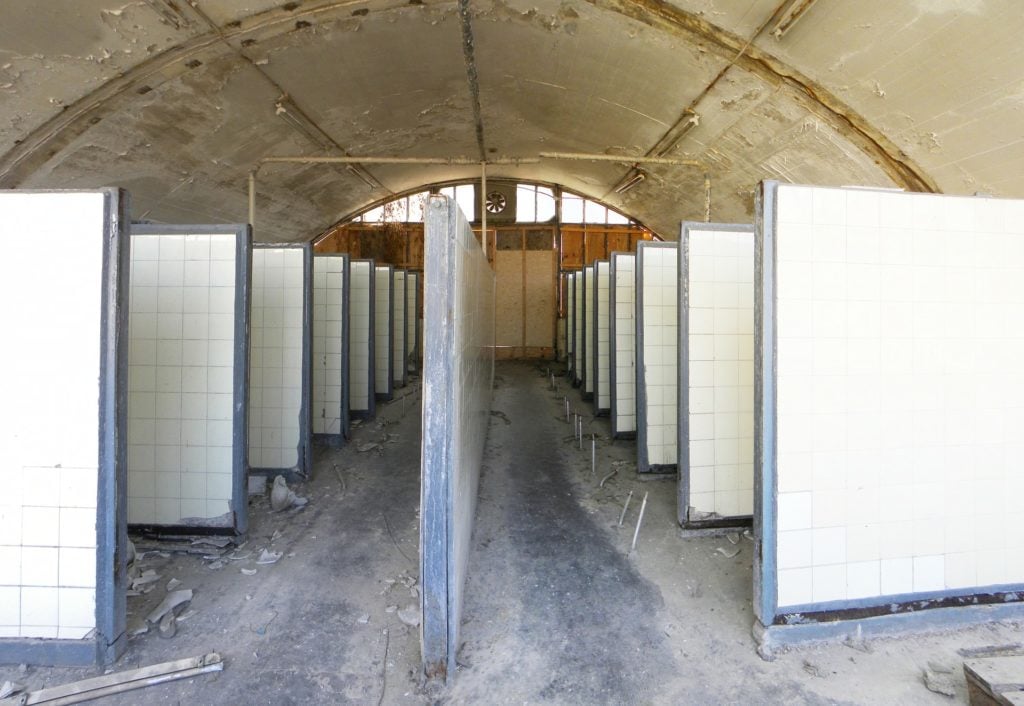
[315, 221, 656, 358]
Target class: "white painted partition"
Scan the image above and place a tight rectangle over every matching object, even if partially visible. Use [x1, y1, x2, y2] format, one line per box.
[593, 260, 611, 414]
[573, 272, 584, 386]
[349, 260, 375, 419]
[406, 271, 420, 374]
[249, 246, 311, 476]
[583, 265, 595, 398]
[755, 182, 1024, 651]
[0, 190, 127, 665]
[636, 242, 678, 473]
[678, 223, 755, 528]
[393, 270, 408, 388]
[610, 253, 636, 438]
[421, 195, 495, 679]
[312, 254, 349, 440]
[127, 225, 250, 533]
[374, 265, 394, 400]
[566, 272, 575, 378]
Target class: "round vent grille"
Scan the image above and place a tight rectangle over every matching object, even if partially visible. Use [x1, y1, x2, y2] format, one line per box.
[485, 190, 508, 214]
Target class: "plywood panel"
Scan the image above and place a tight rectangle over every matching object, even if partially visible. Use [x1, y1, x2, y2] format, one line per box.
[524, 250, 555, 349]
[495, 250, 524, 350]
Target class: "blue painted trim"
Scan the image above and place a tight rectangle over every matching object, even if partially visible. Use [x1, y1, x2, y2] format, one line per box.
[756, 601, 1024, 657]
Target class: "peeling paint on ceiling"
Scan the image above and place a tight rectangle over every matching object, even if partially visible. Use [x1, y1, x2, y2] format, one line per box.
[0, 0, 1021, 241]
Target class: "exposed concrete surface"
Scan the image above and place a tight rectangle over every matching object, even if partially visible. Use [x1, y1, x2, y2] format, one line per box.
[1, 362, 1022, 703]
[8, 1, 1023, 240]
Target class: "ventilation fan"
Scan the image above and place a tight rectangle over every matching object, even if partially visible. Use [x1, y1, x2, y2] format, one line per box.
[475, 182, 516, 222]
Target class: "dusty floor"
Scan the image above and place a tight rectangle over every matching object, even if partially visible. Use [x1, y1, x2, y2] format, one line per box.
[2, 360, 1022, 704]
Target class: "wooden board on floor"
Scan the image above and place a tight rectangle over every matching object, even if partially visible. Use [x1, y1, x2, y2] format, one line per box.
[965, 656, 1024, 706]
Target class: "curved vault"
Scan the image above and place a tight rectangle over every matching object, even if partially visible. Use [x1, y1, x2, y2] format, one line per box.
[0, 0, 1020, 241]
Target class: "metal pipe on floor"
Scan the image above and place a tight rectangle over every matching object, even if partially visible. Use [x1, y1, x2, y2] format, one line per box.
[618, 490, 633, 527]
[591, 435, 595, 475]
[630, 492, 650, 554]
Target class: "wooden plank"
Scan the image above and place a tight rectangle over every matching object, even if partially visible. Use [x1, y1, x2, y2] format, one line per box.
[965, 656, 1024, 706]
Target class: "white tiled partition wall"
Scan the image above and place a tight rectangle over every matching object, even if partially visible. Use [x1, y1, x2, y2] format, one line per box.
[583, 265, 595, 398]
[0, 190, 127, 665]
[421, 195, 495, 678]
[375, 265, 394, 401]
[610, 253, 636, 438]
[349, 260, 375, 419]
[312, 254, 349, 440]
[406, 271, 420, 374]
[755, 181, 1024, 645]
[636, 241, 678, 473]
[678, 223, 755, 528]
[249, 246, 311, 476]
[573, 271, 584, 386]
[393, 270, 408, 388]
[127, 225, 249, 533]
[593, 260, 611, 414]
[566, 272, 575, 378]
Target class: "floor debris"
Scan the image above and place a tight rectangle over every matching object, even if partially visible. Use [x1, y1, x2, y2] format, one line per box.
[357, 614, 370, 624]
[166, 578, 182, 591]
[958, 643, 1024, 658]
[270, 475, 308, 511]
[357, 442, 382, 453]
[726, 533, 740, 545]
[146, 589, 193, 625]
[715, 546, 741, 559]
[158, 611, 177, 639]
[241, 568, 258, 576]
[256, 549, 282, 565]
[802, 659, 825, 678]
[398, 605, 421, 627]
[922, 665, 957, 697]
[1, 680, 26, 699]
[13, 653, 222, 704]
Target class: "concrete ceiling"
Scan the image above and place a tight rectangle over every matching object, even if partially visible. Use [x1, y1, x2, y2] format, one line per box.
[0, 0, 1020, 241]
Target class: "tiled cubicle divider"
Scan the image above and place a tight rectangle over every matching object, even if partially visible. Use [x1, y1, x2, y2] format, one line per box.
[421, 196, 495, 679]
[573, 272, 584, 386]
[583, 265, 595, 399]
[0, 189, 128, 665]
[610, 253, 636, 438]
[566, 272, 575, 378]
[754, 182, 1024, 651]
[593, 261, 611, 415]
[349, 260, 376, 419]
[127, 225, 250, 534]
[406, 271, 420, 374]
[249, 245, 312, 478]
[678, 223, 755, 528]
[374, 265, 394, 401]
[393, 270, 408, 388]
[312, 254, 350, 442]
[636, 241, 678, 474]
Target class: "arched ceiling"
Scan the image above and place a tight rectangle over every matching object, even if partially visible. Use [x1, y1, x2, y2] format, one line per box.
[1, 0, 1020, 241]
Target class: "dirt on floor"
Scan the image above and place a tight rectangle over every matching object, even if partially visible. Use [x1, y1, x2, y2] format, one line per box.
[1, 361, 1021, 704]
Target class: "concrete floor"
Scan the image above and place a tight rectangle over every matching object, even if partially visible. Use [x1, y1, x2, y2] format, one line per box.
[2, 360, 1022, 704]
